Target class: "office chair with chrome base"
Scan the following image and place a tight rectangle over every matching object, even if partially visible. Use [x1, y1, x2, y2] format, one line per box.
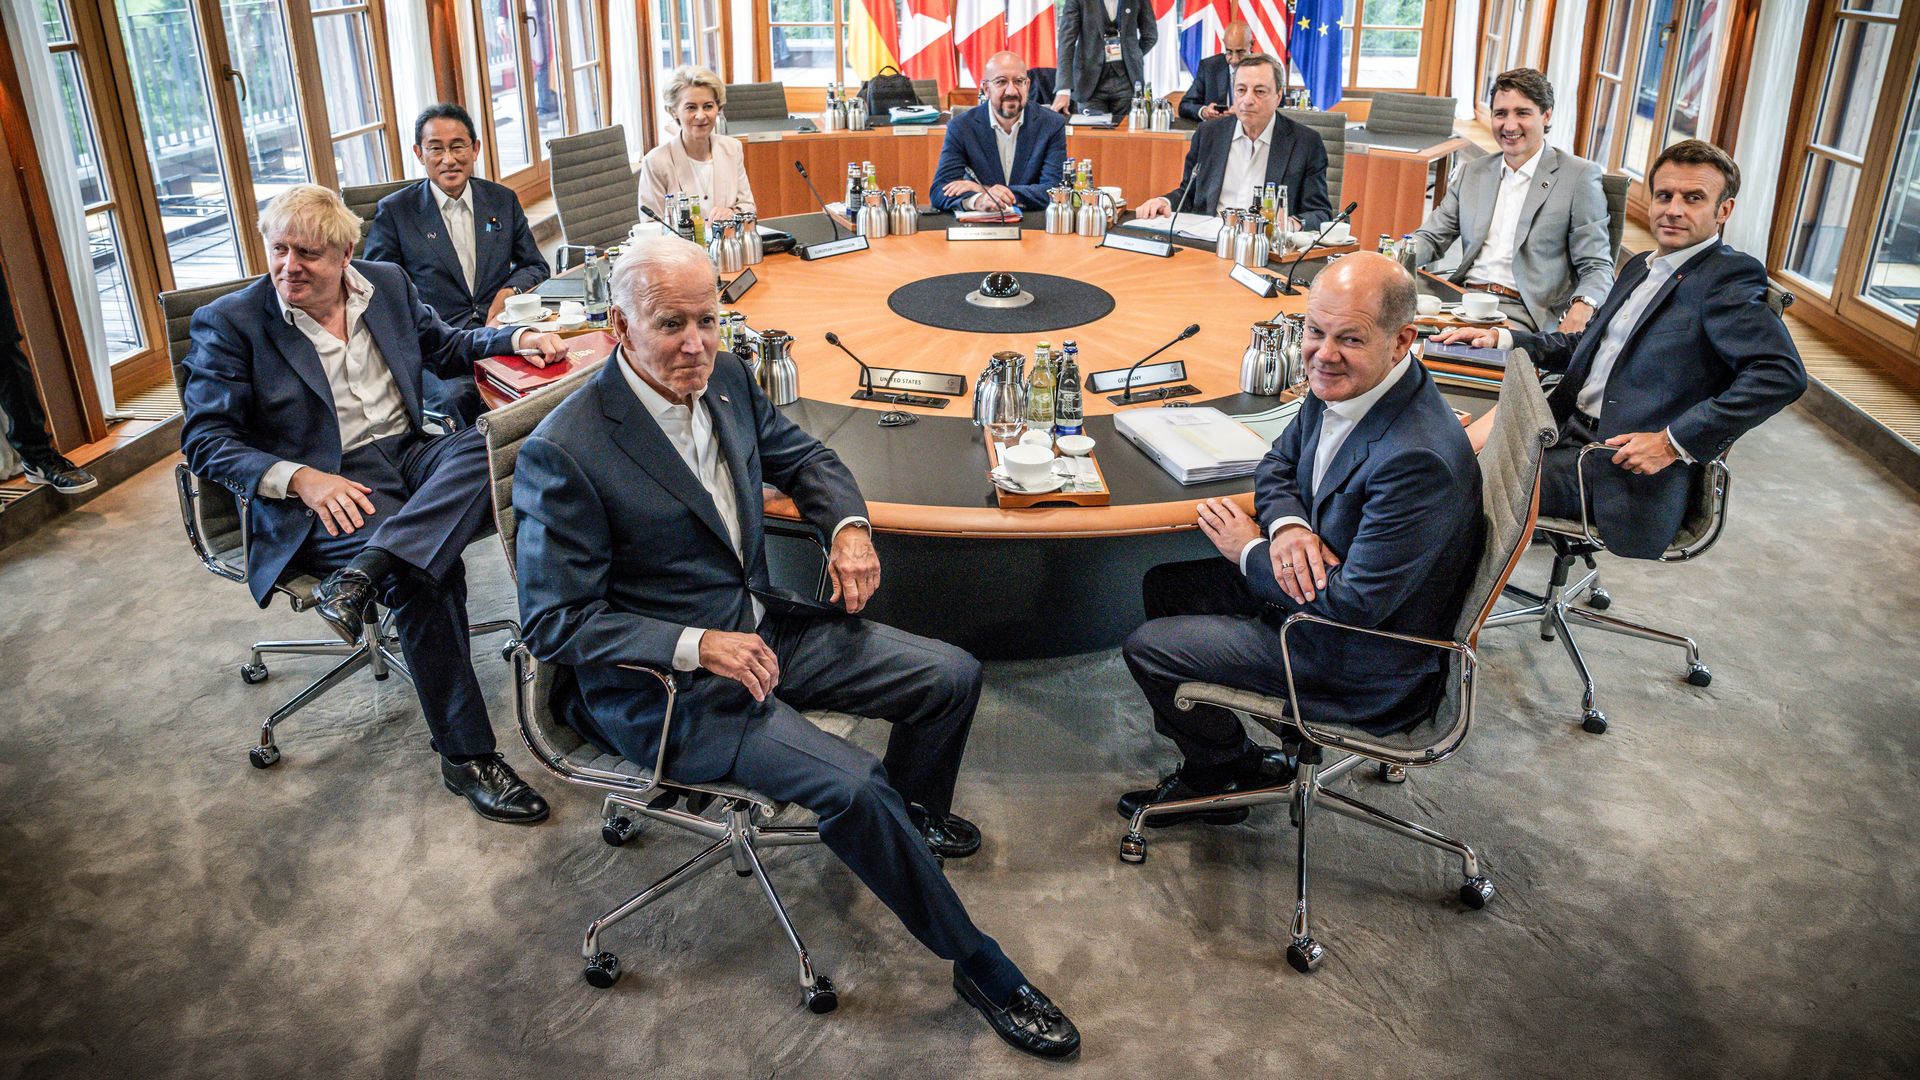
[1484, 285, 1790, 735]
[479, 369, 853, 1012]
[163, 281, 517, 768]
[1119, 357, 1558, 973]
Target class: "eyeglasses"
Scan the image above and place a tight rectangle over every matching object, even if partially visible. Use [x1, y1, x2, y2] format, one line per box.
[985, 76, 1030, 90]
[421, 142, 474, 158]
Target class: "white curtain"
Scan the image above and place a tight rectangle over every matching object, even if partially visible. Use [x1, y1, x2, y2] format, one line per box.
[2, 0, 116, 417]
[610, 0, 649, 164]
[1541, 0, 1586, 154]
[1449, 0, 1481, 120]
[386, 0, 438, 178]
[1722, 0, 1805, 261]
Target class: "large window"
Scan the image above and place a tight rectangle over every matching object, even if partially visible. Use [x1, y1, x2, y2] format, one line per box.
[1579, 0, 1734, 192]
[1772, 0, 1920, 365]
[468, 0, 610, 187]
[767, 0, 849, 87]
[1338, 0, 1428, 91]
[307, 0, 403, 185]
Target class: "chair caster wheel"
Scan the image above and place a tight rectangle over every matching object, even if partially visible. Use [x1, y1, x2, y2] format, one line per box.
[1377, 763, 1407, 784]
[804, 975, 838, 1014]
[1586, 588, 1612, 610]
[1685, 664, 1712, 687]
[1119, 832, 1146, 863]
[1460, 876, 1495, 909]
[240, 663, 269, 684]
[248, 745, 281, 769]
[583, 952, 621, 988]
[499, 639, 520, 664]
[1287, 937, 1324, 973]
[601, 816, 636, 846]
[1581, 710, 1608, 735]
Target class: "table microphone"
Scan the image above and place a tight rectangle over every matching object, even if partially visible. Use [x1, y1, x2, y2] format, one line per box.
[825, 332, 947, 409]
[793, 160, 846, 240]
[964, 166, 1015, 220]
[1119, 323, 1200, 403]
[1159, 174, 1197, 253]
[1280, 201, 1359, 296]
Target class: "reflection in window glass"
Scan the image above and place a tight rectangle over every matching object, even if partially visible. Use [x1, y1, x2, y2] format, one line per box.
[1786, 154, 1861, 290]
[117, 4, 244, 286]
[40, 0, 70, 44]
[314, 12, 381, 134]
[528, 0, 565, 142]
[1587, 80, 1620, 162]
[87, 212, 143, 359]
[1358, 30, 1420, 89]
[568, 0, 600, 62]
[333, 130, 389, 186]
[53, 53, 106, 207]
[1661, 0, 1720, 148]
[1810, 19, 1894, 159]
[484, 0, 531, 173]
[1620, 0, 1674, 178]
[771, 23, 835, 86]
[1862, 69, 1920, 324]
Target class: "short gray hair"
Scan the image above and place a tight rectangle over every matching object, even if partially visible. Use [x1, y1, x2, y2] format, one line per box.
[1233, 53, 1285, 91]
[610, 233, 715, 318]
[1379, 262, 1418, 333]
[663, 65, 726, 111]
[258, 183, 361, 253]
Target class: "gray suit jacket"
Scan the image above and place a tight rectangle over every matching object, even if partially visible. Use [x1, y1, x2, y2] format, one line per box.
[1056, 0, 1157, 105]
[1409, 146, 1614, 330]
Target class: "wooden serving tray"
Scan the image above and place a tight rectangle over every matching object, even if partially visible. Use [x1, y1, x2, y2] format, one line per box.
[984, 438, 1112, 508]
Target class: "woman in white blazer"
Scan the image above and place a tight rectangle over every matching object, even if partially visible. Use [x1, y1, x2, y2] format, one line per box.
[639, 66, 758, 222]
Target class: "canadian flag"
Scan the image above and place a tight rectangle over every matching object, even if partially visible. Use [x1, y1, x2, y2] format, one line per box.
[955, 0, 1007, 85]
[900, 0, 960, 94]
[1006, 0, 1056, 69]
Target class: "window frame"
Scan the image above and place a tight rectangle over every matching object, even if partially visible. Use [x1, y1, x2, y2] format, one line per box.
[295, 0, 407, 187]
[1336, 0, 1450, 96]
[756, 0, 847, 94]
[464, 0, 615, 195]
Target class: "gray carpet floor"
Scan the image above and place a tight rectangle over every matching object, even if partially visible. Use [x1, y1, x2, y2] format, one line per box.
[2, 403, 1917, 1078]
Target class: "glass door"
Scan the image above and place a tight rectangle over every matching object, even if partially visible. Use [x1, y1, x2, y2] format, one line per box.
[1657, 0, 1726, 149]
[480, 0, 534, 176]
[1585, 0, 1637, 166]
[215, 0, 317, 200]
[1618, 0, 1675, 180]
[468, 0, 606, 186]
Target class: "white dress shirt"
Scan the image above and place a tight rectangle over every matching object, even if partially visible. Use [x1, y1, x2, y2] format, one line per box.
[615, 351, 869, 671]
[1469, 145, 1544, 291]
[1218, 115, 1275, 217]
[1239, 353, 1415, 573]
[992, 112, 1023, 195]
[433, 183, 478, 292]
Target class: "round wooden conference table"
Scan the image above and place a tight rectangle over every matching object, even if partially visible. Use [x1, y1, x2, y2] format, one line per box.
[718, 211, 1498, 658]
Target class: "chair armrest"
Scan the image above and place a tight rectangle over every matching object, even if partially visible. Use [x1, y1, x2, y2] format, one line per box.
[422, 407, 460, 434]
[555, 244, 591, 274]
[1565, 442, 1611, 549]
[1273, 612, 1477, 748]
[174, 463, 251, 584]
[509, 644, 681, 797]
[1573, 443, 1733, 560]
[616, 662, 683, 788]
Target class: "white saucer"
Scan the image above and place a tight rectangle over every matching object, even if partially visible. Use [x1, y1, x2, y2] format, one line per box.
[1446, 309, 1507, 325]
[989, 465, 1068, 494]
[502, 308, 555, 326]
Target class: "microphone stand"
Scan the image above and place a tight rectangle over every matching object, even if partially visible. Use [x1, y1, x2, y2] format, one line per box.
[1112, 323, 1201, 405]
[826, 333, 946, 409]
[792, 160, 867, 258]
[1279, 200, 1358, 296]
[1160, 174, 1196, 254]
[964, 165, 1016, 221]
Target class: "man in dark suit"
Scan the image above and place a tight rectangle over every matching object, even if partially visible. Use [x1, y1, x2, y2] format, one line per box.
[1118, 252, 1483, 824]
[1438, 140, 1806, 559]
[362, 103, 549, 425]
[510, 236, 1079, 1059]
[1177, 19, 1250, 122]
[181, 184, 566, 822]
[1136, 53, 1332, 226]
[931, 51, 1068, 212]
[1049, 0, 1157, 117]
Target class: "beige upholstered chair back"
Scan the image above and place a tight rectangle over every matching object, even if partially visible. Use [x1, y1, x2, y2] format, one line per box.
[1600, 173, 1631, 264]
[476, 364, 603, 578]
[1366, 92, 1457, 140]
[1282, 109, 1346, 204]
[340, 178, 414, 252]
[722, 81, 789, 121]
[548, 125, 637, 253]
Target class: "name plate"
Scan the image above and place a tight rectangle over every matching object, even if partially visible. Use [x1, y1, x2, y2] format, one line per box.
[720, 268, 756, 303]
[1099, 231, 1174, 257]
[1230, 262, 1279, 298]
[859, 367, 967, 396]
[743, 130, 785, 143]
[1086, 359, 1188, 394]
[893, 125, 932, 136]
[798, 235, 870, 261]
[947, 226, 1022, 241]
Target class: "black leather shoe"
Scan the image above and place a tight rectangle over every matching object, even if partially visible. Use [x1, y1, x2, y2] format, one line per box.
[311, 567, 377, 643]
[442, 754, 550, 824]
[1116, 749, 1297, 827]
[908, 804, 982, 860]
[953, 967, 1080, 1059]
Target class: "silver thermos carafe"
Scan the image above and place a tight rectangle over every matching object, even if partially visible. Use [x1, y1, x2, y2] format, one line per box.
[1076, 191, 1110, 238]
[1150, 97, 1173, 132]
[1217, 209, 1239, 259]
[709, 216, 744, 274]
[739, 211, 763, 265]
[857, 190, 889, 238]
[757, 329, 798, 406]
[823, 85, 847, 132]
[889, 187, 918, 235]
[1240, 321, 1286, 396]
[1128, 94, 1148, 131]
[1234, 211, 1270, 267]
[847, 96, 869, 130]
[972, 354, 1003, 427]
[1045, 187, 1074, 234]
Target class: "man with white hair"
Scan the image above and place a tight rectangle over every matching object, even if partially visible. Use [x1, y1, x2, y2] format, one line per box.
[181, 184, 567, 823]
[511, 235, 1079, 1059]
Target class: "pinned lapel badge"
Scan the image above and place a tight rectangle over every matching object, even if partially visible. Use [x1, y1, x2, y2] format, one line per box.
[718, 394, 731, 403]
[485, 216, 501, 233]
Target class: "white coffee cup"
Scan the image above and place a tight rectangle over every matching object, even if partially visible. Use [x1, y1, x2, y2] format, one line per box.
[1322, 223, 1353, 245]
[1056, 434, 1096, 457]
[1416, 294, 1443, 317]
[1002, 443, 1056, 487]
[1018, 429, 1054, 449]
[628, 220, 665, 243]
[1460, 291, 1500, 320]
[504, 293, 544, 321]
[558, 300, 586, 319]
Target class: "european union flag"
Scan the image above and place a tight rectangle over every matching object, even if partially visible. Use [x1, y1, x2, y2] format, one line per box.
[1291, 0, 1344, 109]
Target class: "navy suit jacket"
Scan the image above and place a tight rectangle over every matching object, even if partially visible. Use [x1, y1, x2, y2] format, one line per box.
[1178, 54, 1233, 122]
[512, 353, 869, 782]
[1163, 113, 1333, 225]
[1246, 360, 1483, 733]
[361, 177, 547, 330]
[930, 105, 1068, 211]
[1513, 240, 1806, 559]
[178, 263, 518, 605]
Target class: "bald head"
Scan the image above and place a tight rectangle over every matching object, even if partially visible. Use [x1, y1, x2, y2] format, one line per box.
[982, 51, 1032, 123]
[1301, 253, 1419, 402]
[1223, 21, 1252, 62]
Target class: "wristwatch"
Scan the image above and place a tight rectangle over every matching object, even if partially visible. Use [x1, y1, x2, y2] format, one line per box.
[1569, 295, 1599, 310]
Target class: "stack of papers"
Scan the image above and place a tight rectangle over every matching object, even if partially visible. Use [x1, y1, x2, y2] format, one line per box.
[1232, 397, 1306, 444]
[1119, 212, 1222, 242]
[1114, 407, 1272, 484]
[1068, 111, 1115, 126]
